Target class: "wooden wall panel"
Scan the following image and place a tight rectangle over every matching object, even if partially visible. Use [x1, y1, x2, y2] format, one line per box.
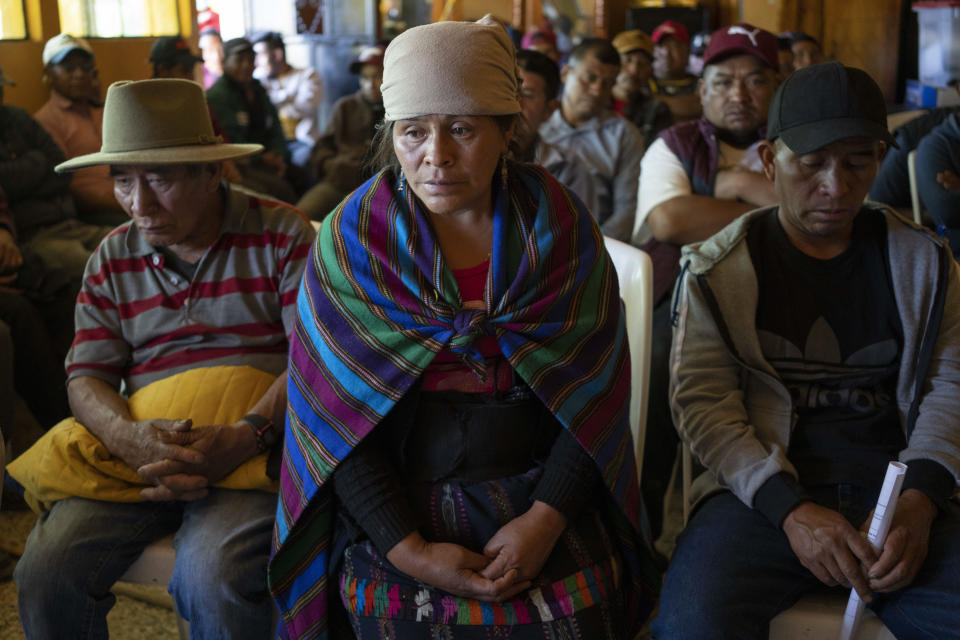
[3, 0, 198, 114]
[461, 0, 513, 22]
[522, 0, 544, 32]
[738, 0, 901, 102]
[596, 0, 633, 37]
[822, 0, 901, 100]
[711, 0, 740, 29]
[795, 0, 824, 38]
[742, 0, 785, 33]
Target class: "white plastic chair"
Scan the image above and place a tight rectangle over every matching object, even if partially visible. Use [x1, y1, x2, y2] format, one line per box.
[602, 237, 653, 483]
[117, 535, 189, 639]
[907, 149, 925, 225]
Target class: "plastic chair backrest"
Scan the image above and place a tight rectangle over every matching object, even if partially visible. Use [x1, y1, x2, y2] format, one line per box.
[908, 149, 924, 225]
[602, 237, 653, 483]
[118, 535, 189, 638]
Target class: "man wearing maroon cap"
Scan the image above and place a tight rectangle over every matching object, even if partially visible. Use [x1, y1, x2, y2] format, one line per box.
[632, 23, 781, 544]
[638, 23, 780, 253]
[652, 20, 700, 122]
[297, 45, 386, 220]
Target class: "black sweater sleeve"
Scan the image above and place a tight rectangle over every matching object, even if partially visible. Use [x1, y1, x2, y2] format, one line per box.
[332, 435, 420, 556]
[530, 427, 601, 520]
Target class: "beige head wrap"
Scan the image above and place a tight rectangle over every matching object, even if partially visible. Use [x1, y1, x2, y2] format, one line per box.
[382, 14, 521, 121]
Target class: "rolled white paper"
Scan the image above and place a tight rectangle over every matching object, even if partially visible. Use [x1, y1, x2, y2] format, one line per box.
[838, 461, 907, 640]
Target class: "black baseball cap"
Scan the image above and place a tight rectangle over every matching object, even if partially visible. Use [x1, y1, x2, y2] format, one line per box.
[149, 36, 203, 66]
[222, 38, 254, 60]
[767, 61, 897, 154]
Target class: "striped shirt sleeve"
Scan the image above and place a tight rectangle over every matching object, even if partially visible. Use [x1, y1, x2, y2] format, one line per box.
[66, 230, 133, 389]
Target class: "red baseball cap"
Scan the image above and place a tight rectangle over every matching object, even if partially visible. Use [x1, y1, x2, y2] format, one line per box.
[521, 28, 557, 51]
[702, 23, 779, 71]
[652, 21, 690, 45]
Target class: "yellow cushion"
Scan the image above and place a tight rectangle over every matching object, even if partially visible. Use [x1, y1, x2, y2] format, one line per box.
[8, 365, 279, 512]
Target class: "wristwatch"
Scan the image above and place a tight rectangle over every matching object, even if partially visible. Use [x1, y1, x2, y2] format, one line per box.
[243, 413, 281, 453]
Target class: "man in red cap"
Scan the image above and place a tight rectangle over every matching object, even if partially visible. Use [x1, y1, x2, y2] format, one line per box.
[633, 23, 781, 544]
[150, 36, 204, 80]
[652, 20, 700, 122]
[521, 27, 560, 63]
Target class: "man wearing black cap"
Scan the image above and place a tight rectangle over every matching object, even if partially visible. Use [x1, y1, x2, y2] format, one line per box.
[790, 31, 825, 70]
[150, 36, 204, 79]
[655, 62, 960, 638]
[207, 37, 298, 202]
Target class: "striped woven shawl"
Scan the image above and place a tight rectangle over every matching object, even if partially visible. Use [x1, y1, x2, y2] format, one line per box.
[269, 162, 643, 639]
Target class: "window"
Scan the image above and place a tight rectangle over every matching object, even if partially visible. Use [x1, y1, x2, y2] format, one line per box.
[58, 0, 180, 38]
[0, 0, 27, 39]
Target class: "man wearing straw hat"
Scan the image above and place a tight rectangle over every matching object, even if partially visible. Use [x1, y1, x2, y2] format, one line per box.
[12, 78, 315, 638]
[655, 62, 960, 638]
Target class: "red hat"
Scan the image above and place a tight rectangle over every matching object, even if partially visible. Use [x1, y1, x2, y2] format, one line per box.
[702, 23, 779, 71]
[521, 28, 557, 51]
[652, 21, 690, 45]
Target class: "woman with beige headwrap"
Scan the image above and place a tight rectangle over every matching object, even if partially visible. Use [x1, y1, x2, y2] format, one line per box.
[270, 16, 658, 639]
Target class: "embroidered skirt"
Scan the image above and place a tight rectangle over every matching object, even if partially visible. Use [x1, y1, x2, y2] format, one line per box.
[333, 390, 629, 639]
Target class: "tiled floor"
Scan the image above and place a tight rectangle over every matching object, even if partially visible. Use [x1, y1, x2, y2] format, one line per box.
[0, 508, 180, 638]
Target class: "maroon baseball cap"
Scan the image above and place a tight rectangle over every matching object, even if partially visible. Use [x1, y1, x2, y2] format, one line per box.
[652, 21, 690, 45]
[521, 28, 557, 51]
[702, 23, 779, 70]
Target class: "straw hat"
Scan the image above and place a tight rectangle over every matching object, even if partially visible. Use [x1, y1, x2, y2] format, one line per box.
[56, 79, 262, 173]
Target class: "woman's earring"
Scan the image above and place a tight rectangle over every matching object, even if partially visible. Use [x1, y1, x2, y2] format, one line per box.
[397, 169, 406, 199]
[500, 155, 508, 191]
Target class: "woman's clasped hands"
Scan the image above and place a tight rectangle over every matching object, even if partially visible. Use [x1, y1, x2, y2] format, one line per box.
[385, 500, 567, 602]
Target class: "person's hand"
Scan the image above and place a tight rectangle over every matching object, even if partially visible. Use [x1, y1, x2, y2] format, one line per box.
[260, 151, 287, 177]
[115, 418, 204, 471]
[136, 422, 256, 501]
[936, 169, 960, 191]
[782, 501, 878, 600]
[480, 500, 566, 583]
[108, 418, 206, 500]
[862, 489, 937, 593]
[386, 532, 531, 602]
[0, 228, 23, 276]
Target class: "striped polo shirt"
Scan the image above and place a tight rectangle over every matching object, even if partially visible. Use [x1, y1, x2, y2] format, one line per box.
[66, 184, 315, 394]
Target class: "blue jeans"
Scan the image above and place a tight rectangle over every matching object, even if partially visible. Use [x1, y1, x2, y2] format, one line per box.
[652, 486, 960, 639]
[15, 488, 277, 640]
